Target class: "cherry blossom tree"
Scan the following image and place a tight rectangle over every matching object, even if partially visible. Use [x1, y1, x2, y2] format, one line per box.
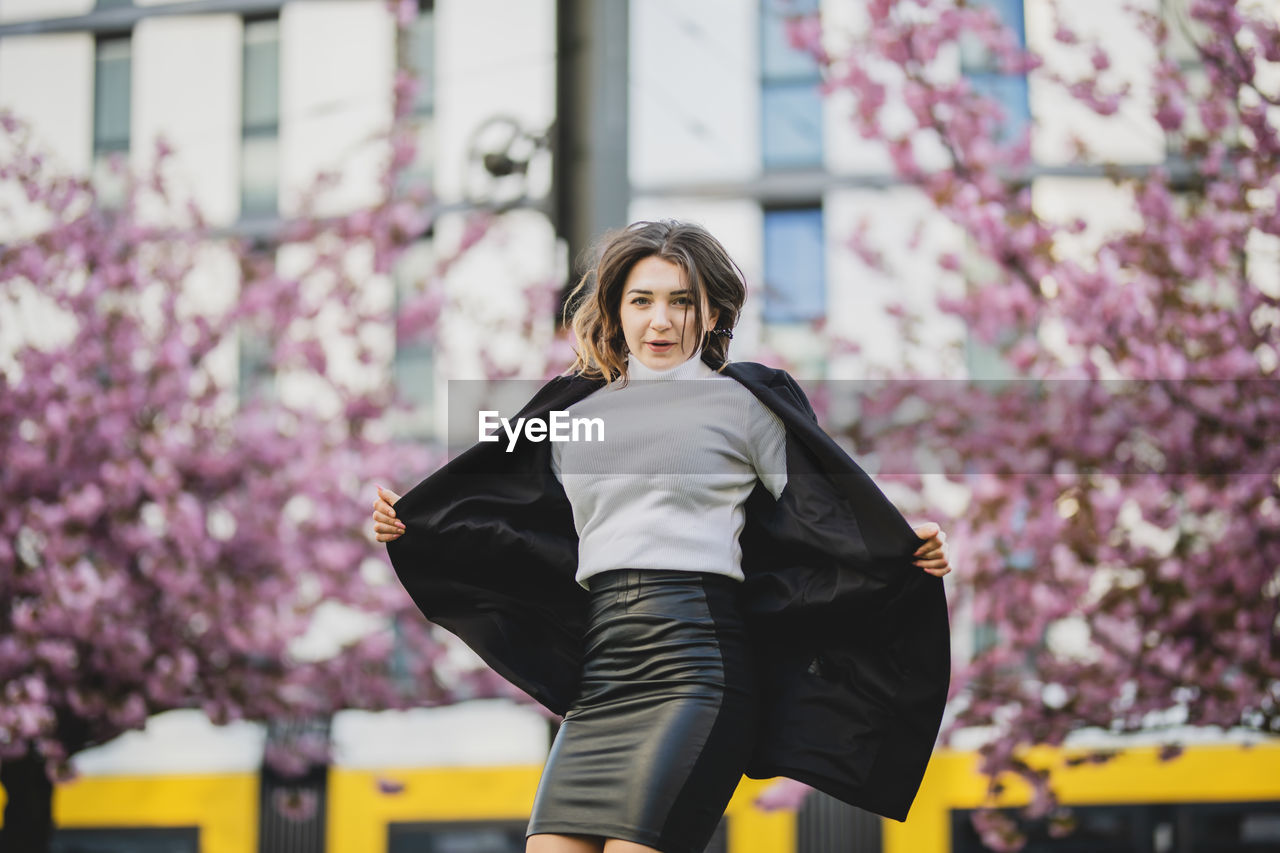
[785, 0, 1279, 848]
[0, 2, 551, 849]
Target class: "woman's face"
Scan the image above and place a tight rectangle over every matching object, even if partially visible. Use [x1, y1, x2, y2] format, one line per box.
[619, 256, 718, 372]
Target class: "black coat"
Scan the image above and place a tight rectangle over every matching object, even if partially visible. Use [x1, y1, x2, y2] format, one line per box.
[386, 360, 950, 821]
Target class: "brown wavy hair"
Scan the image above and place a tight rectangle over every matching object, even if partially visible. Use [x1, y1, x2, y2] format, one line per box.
[562, 220, 747, 382]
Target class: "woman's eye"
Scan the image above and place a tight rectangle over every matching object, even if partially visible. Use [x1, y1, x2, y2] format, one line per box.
[673, 297, 691, 306]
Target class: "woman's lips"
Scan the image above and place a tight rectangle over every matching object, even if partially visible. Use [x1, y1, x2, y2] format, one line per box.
[646, 341, 675, 352]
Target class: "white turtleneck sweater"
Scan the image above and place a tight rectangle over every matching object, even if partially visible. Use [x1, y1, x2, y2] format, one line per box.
[551, 352, 787, 587]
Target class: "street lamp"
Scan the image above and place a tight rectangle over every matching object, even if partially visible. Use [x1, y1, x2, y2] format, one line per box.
[463, 115, 553, 215]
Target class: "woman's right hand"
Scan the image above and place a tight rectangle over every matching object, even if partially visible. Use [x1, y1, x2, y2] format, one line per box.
[372, 485, 405, 542]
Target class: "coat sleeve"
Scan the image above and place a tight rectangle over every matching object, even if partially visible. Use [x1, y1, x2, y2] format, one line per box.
[384, 372, 592, 715]
[732, 364, 951, 820]
[779, 370, 820, 424]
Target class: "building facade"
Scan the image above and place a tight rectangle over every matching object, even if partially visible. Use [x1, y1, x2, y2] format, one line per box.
[2, 1, 1278, 852]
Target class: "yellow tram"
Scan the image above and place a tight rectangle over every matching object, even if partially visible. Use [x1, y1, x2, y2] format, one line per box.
[2, 716, 1278, 853]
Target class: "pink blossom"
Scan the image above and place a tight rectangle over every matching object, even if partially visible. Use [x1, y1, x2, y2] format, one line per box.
[808, 2, 1280, 847]
[0, 2, 535, 826]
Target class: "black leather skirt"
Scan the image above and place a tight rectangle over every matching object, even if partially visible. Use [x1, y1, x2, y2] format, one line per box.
[526, 569, 760, 853]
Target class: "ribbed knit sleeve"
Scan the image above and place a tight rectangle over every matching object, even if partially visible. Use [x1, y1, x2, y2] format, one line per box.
[748, 401, 787, 501]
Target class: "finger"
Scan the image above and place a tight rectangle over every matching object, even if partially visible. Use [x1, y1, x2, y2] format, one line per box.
[914, 556, 949, 569]
[914, 537, 943, 556]
[916, 527, 947, 555]
[374, 498, 396, 518]
[373, 510, 404, 528]
[923, 565, 951, 577]
[915, 545, 944, 560]
[913, 522, 940, 541]
[376, 486, 401, 505]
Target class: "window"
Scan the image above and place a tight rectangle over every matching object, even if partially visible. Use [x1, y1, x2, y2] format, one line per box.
[1161, 0, 1204, 83]
[258, 717, 329, 851]
[797, 791, 881, 853]
[241, 18, 280, 218]
[52, 827, 198, 853]
[238, 327, 275, 405]
[408, 1, 434, 116]
[961, 242, 1020, 379]
[237, 242, 279, 406]
[1159, 0, 1229, 164]
[760, 0, 823, 169]
[762, 205, 826, 323]
[393, 336, 434, 411]
[387, 821, 528, 853]
[393, 242, 436, 421]
[952, 801, 1280, 853]
[388, 820, 728, 853]
[959, 0, 1030, 143]
[400, 1, 436, 186]
[92, 35, 131, 205]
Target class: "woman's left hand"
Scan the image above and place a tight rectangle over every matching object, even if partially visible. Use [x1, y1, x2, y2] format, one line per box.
[912, 521, 951, 577]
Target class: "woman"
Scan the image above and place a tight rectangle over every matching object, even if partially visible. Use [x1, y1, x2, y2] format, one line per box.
[373, 220, 952, 853]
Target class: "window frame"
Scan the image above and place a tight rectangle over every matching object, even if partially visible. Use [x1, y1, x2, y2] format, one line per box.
[239, 15, 281, 219]
[759, 0, 824, 170]
[761, 202, 827, 325]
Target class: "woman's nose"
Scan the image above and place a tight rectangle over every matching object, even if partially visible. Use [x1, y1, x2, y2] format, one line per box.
[650, 306, 672, 329]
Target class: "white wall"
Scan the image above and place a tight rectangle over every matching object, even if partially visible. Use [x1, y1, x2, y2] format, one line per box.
[71, 700, 552, 776]
[1032, 176, 1142, 267]
[133, 14, 241, 225]
[821, 0, 892, 177]
[1027, 0, 1165, 165]
[73, 710, 266, 776]
[0, 32, 93, 176]
[822, 0, 1172, 172]
[419, 0, 560, 380]
[0, 0, 91, 22]
[433, 0, 556, 205]
[280, 1, 395, 217]
[0, 1, 562, 771]
[433, 208, 561, 379]
[331, 702, 550, 768]
[825, 186, 967, 378]
[629, 0, 759, 187]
